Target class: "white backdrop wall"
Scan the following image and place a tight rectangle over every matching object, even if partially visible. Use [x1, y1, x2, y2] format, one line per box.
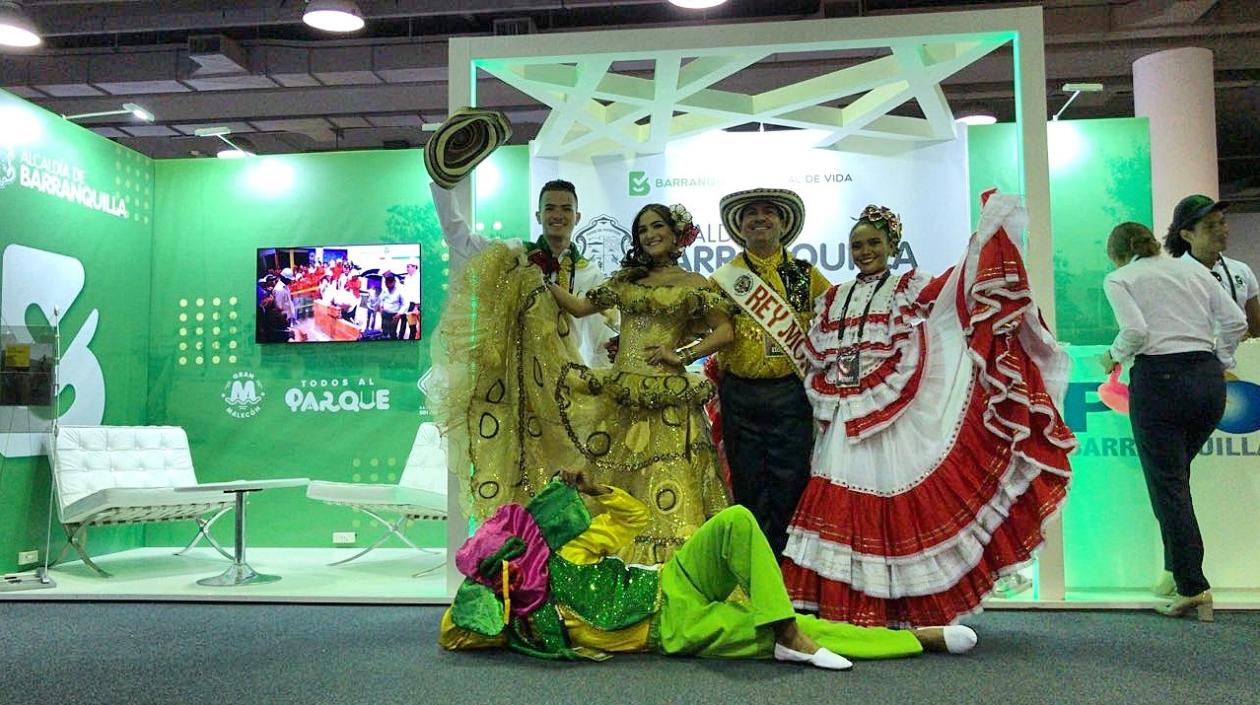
[531, 130, 975, 282]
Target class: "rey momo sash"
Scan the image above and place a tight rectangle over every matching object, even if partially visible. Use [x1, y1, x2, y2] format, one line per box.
[712, 263, 810, 380]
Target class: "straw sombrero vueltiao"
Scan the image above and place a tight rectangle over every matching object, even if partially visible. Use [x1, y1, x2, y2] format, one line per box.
[424, 107, 513, 190]
[719, 188, 806, 249]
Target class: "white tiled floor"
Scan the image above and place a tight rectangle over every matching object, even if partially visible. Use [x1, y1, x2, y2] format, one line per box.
[0, 547, 449, 603]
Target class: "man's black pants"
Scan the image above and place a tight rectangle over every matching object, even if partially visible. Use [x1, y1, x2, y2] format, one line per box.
[718, 373, 814, 560]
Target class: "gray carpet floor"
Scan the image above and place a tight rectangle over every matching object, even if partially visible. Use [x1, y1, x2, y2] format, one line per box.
[0, 603, 1256, 705]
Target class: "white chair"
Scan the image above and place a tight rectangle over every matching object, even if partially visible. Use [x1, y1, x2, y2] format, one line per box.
[51, 425, 235, 577]
[306, 422, 447, 571]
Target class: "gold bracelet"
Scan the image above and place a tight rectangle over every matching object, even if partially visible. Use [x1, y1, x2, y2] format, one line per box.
[674, 340, 701, 364]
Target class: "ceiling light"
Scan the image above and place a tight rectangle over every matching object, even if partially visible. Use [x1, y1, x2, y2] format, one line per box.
[956, 112, 997, 126]
[303, 0, 365, 33]
[1053, 82, 1104, 121]
[668, 0, 728, 8]
[124, 103, 154, 122]
[63, 103, 156, 122]
[194, 126, 255, 158]
[0, 2, 41, 48]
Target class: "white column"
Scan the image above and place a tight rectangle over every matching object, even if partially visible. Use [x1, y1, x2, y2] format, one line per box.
[1133, 47, 1218, 238]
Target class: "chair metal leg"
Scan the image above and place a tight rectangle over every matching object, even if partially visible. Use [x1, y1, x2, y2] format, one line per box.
[51, 526, 76, 568]
[412, 560, 447, 578]
[327, 510, 445, 578]
[55, 523, 112, 578]
[328, 511, 416, 566]
[174, 506, 233, 560]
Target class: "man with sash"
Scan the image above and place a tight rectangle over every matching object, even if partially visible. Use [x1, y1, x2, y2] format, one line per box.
[426, 108, 615, 365]
[710, 188, 830, 559]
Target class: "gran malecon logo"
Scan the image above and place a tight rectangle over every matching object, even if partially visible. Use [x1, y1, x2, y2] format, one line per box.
[221, 371, 264, 419]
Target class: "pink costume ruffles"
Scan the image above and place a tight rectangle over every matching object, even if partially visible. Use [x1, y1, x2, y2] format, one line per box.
[455, 503, 551, 618]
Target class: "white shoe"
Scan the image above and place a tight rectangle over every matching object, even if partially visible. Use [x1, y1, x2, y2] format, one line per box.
[773, 643, 854, 671]
[942, 625, 978, 654]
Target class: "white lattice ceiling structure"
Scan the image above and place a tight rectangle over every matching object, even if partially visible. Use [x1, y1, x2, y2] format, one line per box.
[478, 35, 1010, 158]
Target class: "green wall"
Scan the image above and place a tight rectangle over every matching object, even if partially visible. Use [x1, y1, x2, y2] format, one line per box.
[0, 90, 155, 572]
[967, 118, 1160, 591]
[2, 84, 532, 570]
[143, 145, 529, 551]
[967, 118, 1153, 344]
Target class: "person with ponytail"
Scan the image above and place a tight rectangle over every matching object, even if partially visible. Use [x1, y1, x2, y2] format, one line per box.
[1102, 221, 1247, 622]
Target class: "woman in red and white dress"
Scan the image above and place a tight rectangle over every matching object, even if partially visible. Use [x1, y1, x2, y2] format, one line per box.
[781, 192, 1077, 628]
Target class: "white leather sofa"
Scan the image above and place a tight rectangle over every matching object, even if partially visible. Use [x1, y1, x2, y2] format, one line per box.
[52, 425, 235, 577]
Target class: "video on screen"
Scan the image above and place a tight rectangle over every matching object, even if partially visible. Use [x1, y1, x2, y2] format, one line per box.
[256, 244, 421, 344]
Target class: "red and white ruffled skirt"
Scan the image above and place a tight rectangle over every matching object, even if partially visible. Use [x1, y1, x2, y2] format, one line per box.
[781, 193, 1076, 627]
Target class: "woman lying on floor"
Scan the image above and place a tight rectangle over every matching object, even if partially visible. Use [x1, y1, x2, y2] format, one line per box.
[438, 471, 976, 670]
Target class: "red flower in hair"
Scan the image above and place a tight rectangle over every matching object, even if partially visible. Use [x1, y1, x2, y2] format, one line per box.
[670, 204, 700, 248]
[678, 223, 700, 248]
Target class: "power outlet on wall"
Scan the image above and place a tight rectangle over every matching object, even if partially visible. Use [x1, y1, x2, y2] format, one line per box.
[17, 550, 39, 565]
[332, 532, 357, 545]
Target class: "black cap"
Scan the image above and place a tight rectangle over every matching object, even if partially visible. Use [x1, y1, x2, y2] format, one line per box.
[1171, 194, 1230, 234]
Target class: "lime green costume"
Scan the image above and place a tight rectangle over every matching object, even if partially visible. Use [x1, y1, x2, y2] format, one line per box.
[441, 481, 922, 662]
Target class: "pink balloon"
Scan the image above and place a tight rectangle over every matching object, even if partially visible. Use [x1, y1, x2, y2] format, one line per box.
[1097, 366, 1130, 414]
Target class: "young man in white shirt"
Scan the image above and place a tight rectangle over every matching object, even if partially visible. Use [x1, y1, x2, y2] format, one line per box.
[1165, 194, 1260, 338]
[429, 178, 615, 365]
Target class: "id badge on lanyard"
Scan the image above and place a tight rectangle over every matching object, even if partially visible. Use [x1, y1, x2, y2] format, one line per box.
[831, 272, 889, 388]
[835, 349, 861, 387]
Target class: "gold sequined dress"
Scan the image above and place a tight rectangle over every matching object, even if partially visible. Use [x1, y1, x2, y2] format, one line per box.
[432, 242, 729, 565]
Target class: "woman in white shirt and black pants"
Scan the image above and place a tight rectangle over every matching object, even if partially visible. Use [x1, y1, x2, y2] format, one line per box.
[1102, 222, 1247, 623]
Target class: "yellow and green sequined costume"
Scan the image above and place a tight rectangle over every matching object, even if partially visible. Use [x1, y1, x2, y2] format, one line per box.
[439, 483, 923, 662]
[432, 242, 729, 564]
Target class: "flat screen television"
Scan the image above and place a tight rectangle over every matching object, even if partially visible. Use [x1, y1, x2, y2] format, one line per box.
[256, 244, 421, 344]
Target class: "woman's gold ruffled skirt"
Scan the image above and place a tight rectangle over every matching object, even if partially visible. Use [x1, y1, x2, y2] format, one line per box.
[431, 243, 728, 564]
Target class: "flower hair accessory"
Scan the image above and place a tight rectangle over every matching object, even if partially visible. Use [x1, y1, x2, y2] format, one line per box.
[670, 204, 701, 248]
[856, 204, 903, 245]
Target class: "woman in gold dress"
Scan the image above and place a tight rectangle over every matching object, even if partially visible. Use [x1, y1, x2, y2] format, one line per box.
[433, 202, 732, 564]
[547, 203, 733, 563]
